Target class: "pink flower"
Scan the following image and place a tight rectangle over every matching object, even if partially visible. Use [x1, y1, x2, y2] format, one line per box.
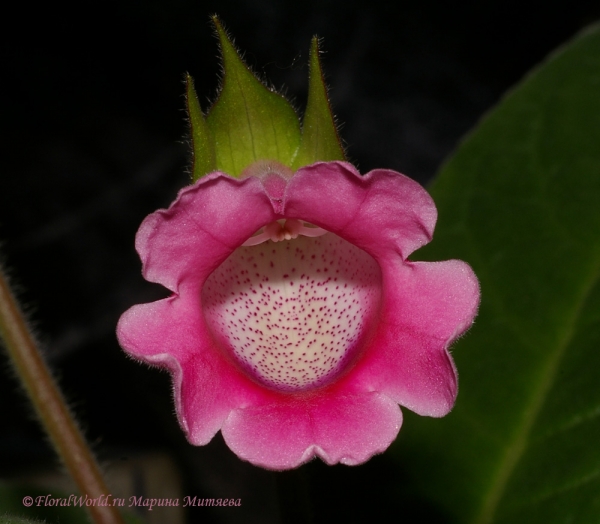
[117, 160, 479, 470]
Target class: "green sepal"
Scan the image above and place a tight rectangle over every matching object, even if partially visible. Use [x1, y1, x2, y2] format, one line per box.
[292, 37, 346, 169]
[186, 73, 216, 181]
[206, 18, 301, 177]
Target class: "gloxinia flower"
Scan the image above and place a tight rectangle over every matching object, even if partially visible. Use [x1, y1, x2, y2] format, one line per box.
[117, 160, 479, 470]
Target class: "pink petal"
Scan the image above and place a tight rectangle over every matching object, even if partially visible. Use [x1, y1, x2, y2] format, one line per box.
[137, 173, 276, 292]
[285, 162, 437, 260]
[221, 390, 402, 470]
[117, 295, 267, 444]
[353, 259, 480, 417]
[118, 161, 480, 469]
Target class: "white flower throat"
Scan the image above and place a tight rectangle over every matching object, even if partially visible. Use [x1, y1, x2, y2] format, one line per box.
[202, 231, 382, 391]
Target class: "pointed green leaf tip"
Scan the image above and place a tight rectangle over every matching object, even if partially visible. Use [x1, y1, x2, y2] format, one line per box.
[205, 18, 301, 177]
[186, 74, 216, 181]
[292, 37, 346, 169]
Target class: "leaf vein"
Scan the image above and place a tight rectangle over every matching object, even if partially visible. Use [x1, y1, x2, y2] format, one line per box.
[472, 259, 600, 524]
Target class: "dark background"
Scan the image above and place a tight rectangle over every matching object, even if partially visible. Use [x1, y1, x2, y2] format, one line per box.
[1, 1, 598, 522]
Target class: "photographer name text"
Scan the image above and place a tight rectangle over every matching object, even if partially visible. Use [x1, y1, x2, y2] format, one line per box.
[22, 494, 241, 511]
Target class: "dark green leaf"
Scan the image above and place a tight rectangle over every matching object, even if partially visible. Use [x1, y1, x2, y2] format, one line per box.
[292, 37, 345, 169]
[394, 24, 600, 524]
[206, 18, 301, 176]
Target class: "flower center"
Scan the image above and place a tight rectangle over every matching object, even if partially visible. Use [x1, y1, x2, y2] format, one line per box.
[202, 233, 382, 392]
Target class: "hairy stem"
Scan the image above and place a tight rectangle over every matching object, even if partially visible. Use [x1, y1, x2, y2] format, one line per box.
[0, 266, 124, 524]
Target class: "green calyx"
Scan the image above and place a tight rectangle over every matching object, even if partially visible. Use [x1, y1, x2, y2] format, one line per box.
[186, 74, 216, 180]
[292, 37, 345, 169]
[187, 18, 346, 181]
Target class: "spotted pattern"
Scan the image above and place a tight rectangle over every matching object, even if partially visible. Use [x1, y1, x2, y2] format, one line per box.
[202, 233, 382, 391]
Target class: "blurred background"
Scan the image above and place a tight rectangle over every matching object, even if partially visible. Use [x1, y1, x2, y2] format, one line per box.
[1, 0, 599, 522]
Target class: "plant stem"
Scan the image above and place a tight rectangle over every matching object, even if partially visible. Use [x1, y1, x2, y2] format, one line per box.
[0, 266, 124, 524]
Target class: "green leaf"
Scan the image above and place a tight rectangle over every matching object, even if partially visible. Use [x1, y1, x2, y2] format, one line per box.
[186, 73, 216, 181]
[206, 18, 301, 176]
[292, 37, 345, 169]
[394, 24, 600, 524]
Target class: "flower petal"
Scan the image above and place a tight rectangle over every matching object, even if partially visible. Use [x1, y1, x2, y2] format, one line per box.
[136, 172, 276, 292]
[285, 162, 437, 260]
[353, 259, 480, 417]
[118, 159, 480, 470]
[117, 295, 266, 444]
[221, 390, 402, 470]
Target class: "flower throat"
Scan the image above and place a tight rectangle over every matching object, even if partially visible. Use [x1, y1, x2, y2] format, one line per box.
[202, 233, 382, 391]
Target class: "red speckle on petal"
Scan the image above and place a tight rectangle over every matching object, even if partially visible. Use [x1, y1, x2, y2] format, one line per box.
[202, 234, 382, 391]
